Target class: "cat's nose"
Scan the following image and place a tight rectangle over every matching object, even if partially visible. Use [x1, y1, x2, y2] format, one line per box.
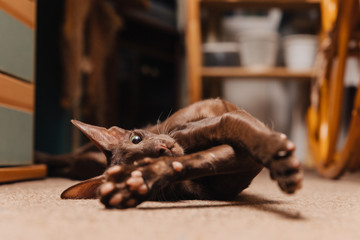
[156, 144, 171, 156]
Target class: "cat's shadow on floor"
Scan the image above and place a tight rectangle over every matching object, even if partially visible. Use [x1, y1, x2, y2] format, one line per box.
[137, 193, 305, 220]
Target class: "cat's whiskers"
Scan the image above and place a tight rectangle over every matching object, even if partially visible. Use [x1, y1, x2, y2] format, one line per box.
[157, 124, 161, 135]
[267, 119, 275, 131]
[156, 112, 164, 134]
[168, 128, 180, 138]
[164, 120, 172, 135]
[165, 109, 172, 124]
[160, 109, 173, 135]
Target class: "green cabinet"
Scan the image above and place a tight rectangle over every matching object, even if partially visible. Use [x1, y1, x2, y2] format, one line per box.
[0, 2, 35, 166]
[0, 9, 34, 82]
[0, 107, 33, 165]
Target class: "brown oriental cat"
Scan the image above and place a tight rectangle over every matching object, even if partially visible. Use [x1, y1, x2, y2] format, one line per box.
[37, 99, 302, 209]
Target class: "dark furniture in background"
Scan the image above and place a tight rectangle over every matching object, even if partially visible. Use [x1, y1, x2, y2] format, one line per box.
[35, 0, 181, 154]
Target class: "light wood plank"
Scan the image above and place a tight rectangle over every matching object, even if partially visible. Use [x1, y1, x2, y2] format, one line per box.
[201, 0, 320, 10]
[202, 67, 315, 79]
[0, 165, 47, 183]
[0, 72, 34, 113]
[0, 0, 36, 29]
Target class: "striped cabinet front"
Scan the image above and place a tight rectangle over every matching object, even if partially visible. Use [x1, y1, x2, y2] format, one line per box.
[0, 0, 36, 166]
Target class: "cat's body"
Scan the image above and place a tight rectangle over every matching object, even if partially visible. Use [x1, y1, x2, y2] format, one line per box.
[37, 98, 302, 209]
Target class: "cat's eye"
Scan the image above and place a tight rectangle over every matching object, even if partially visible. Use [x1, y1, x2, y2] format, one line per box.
[130, 135, 142, 144]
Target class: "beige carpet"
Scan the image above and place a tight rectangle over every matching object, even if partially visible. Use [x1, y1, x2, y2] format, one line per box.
[1, 170, 360, 240]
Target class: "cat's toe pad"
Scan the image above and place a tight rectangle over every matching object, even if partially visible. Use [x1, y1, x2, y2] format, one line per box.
[107, 165, 122, 175]
[109, 192, 123, 206]
[126, 170, 148, 194]
[172, 161, 183, 172]
[100, 182, 115, 195]
[275, 140, 295, 159]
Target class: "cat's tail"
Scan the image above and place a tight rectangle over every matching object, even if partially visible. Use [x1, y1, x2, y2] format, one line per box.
[34, 147, 107, 180]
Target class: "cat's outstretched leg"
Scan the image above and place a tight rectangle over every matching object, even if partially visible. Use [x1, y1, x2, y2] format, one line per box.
[171, 110, 303, 194]
[98, 145, 265, 209]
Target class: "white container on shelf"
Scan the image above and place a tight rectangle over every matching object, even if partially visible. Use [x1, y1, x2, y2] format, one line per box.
[283, 34, 318, 71]
[222, 9, 282, 41]
[222, 78, 291, 134]
[238, 31, 279, 70]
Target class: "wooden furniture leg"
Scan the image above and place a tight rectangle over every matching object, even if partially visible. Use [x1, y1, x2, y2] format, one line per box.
[344, 76, 360, 171]
[186, 0, 202, 104]
[326, 0, 355, 166]
[308, 0, 360, 178]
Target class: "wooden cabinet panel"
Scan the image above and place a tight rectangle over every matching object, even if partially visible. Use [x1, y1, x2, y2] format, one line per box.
[0, 0, 46, 181]
[0, 106, 33, 166]
[0, 9, 35, 82]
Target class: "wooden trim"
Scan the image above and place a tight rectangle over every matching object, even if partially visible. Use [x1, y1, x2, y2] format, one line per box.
[202, 67, 315, 78]
[201, 0, 320, 10]
[0, 164, 47, 183]
[324, 0, 354, 174]
[0, 0, 36, 29]
[0, 72, 34, 113]
[201, 0, 320, 2]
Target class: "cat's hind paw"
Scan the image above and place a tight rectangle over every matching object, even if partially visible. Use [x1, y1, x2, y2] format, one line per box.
[260, 134, 303, 194]
[269, 147, 303, 194]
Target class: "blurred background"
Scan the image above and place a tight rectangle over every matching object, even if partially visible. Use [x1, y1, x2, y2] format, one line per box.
[1, 0, 360, 181]
[35, 0, 321, 156]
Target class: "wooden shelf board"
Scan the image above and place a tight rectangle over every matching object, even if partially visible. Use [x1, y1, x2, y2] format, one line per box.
[202, 67, 314, 79]
[200, 0, 320, 9]
[0, 164, 47, 183]
[0, 72, 34, 113]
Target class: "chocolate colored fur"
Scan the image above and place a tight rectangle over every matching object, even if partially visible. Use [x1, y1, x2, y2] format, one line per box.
[38, 99, 302, 209]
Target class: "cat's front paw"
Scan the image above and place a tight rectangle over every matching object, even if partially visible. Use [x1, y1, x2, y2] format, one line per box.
[269, 153, 303, 194]
[99, 165, 149, 209]
[99, 159, 178, 209]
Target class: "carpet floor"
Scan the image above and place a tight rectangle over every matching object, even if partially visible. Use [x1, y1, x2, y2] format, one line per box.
[0, 170, 360, 240]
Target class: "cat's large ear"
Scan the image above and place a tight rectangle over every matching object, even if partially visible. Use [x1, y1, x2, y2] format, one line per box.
[61, 175, 104, 199]
[71, 120, 127, 156]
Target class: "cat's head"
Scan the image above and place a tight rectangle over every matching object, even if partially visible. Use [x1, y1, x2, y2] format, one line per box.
[71, 120, 184, 166]
[61, 120, 184, 200]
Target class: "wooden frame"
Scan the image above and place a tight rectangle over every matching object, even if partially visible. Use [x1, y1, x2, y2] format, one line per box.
[307, 0, 360, 178]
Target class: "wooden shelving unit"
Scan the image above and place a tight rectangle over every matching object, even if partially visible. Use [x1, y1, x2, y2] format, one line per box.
[202, 67, 314, 79]
[186, 0, 321, 103]
[200, 0, 320, 9]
